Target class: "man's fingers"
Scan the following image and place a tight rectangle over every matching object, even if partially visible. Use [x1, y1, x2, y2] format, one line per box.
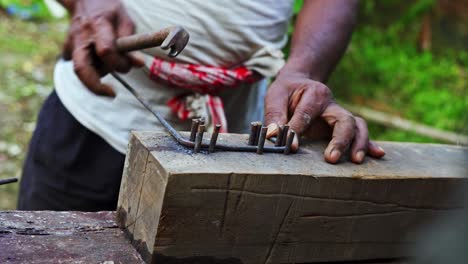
[127, 51, 146, 67]
[73, 29, 115, 97]
[290, 132, 300, 152]
[93, 17, 132, 73]
[264, 85, 289, 136]
[63, 34, 73, 60]
[368, 141, 386, 159]
[73, 45, 115, 97]
[65, 0, 138, 96]
[350, 117, 369, 164]
[117, 8, 135, 38]
[266, 123, 280, 138]
[323, 104, 356, 164]
[288, 84, 329, 135]
[63, 19, 80, 60]
[303, 119, 332, 140]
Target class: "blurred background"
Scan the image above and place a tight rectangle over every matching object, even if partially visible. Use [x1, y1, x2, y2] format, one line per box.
[0, 0, 467, 210]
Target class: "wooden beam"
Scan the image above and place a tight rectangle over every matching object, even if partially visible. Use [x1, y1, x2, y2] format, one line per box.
[117, 131, 468, 264]
[0, 211, 144, 263]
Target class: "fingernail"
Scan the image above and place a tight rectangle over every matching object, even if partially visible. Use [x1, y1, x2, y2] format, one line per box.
[330, 149, 341, 162]
[266, 123, 278, 138]
[291, 133, 300, 152]
[355, 151, 365, 163]
[378, 146, 385, 153]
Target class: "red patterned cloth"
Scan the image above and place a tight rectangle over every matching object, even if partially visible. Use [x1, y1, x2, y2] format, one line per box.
[149, 57, 260, 132]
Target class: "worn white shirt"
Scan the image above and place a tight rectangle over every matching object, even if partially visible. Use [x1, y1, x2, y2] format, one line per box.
[54, 0, 294, 153]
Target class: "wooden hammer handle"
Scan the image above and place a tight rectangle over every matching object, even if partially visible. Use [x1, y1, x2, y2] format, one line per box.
[115, 27, 172, 53]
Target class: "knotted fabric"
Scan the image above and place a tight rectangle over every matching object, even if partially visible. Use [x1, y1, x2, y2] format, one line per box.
[149, 57, 261, 132]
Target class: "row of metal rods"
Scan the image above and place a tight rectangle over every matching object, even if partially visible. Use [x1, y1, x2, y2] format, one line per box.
[190, 118, 221, 153]
[248, 122, 295, 155]
[112, 73, 293, 154]
[189, 119, 295, 155]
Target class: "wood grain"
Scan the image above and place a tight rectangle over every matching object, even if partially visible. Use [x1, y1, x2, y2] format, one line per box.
[117, 131, 468, 264]
[0, 211, 144, 263]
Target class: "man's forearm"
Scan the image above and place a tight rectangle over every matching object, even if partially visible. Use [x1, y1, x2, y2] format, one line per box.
[282, 0, 359, 82]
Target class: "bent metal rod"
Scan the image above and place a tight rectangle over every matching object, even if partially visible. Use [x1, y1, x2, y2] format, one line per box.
[111, 73, 296, 154]
[0, 177, 18, 186]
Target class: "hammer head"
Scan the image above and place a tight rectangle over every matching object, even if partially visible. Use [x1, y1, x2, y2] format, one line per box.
[161, 26, 190, 57]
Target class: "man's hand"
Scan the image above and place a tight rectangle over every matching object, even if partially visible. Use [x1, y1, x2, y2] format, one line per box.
[263, 0, 383, 164]
[264, 72, 385, 164]
[61, 0, 144, 96]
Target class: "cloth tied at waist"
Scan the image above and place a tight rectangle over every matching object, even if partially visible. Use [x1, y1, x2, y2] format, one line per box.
[149, 57, 261, 133]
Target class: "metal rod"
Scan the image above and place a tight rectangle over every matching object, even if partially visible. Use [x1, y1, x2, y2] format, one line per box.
[209, 124, 221, 153]
[194, 124, 205, 153]
[112, 72, 287, 153]
[275, 125, 284, 147]
[0, 177, 18, 186]
[189, 119, 200, 142]
[248, 122, 259, 145]
[253, 122, 262, 145]
[257, 127, 268, 154]
[112, 72, 191, 145]
[284, 130, 295, 155]
[281, 124, 290, 146]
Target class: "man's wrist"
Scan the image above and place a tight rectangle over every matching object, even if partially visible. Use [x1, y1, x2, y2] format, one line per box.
[280, 57, 325, 83]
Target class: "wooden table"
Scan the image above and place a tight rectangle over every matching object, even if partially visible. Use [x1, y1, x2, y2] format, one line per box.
[0, 210, 413, 264]
[0, 211, 144, 263]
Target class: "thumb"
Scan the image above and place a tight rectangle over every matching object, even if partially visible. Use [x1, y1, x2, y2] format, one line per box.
[127, 51, 146, 67]
[264, 84, 289, 138]
[62, 34, 73, 60]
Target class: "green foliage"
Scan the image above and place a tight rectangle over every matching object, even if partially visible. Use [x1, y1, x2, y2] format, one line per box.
[293, 0, 303, 13]
[0, 15, 64, 209]
[0, 0, 52, 20]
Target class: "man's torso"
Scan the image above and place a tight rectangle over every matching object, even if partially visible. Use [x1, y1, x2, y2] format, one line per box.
[54, 0, 294, 153]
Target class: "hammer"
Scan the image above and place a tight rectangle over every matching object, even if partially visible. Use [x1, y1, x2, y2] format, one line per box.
[115, 26, 190, 57]
[109, 25, 190, 148]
